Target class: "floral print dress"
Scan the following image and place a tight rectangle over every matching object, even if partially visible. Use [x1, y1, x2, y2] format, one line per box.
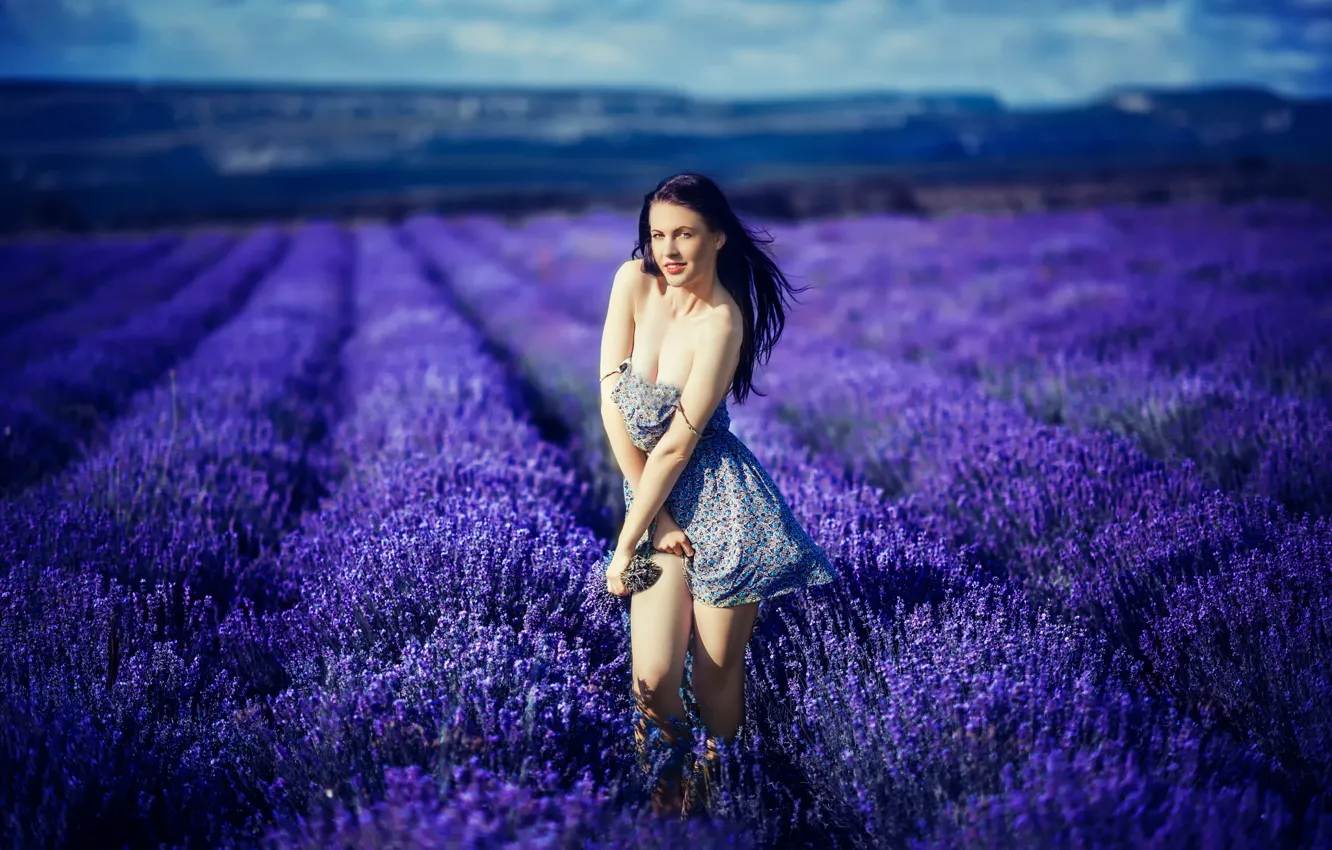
[607, 354, 838, 626]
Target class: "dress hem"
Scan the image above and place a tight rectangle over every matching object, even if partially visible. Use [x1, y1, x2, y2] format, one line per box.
[690, 570, 837, 610]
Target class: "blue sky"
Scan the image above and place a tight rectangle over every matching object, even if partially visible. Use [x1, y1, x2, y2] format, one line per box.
[2, 0, 1330, 105]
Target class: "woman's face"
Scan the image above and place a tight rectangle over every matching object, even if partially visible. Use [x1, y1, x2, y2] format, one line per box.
[648, 201, 725, 287]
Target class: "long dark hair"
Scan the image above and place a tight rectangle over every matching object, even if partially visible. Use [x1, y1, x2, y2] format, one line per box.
[630, 172, 809, 406]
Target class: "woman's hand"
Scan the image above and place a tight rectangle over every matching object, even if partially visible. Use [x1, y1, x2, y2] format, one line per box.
[652, 512, 695, 559]
[605, 550, 633, 597]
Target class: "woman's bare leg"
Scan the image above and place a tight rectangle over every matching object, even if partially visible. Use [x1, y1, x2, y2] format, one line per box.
[690, 598, 760, 741]
[683, 598, 760, 816]
[629, 549, 694, 813]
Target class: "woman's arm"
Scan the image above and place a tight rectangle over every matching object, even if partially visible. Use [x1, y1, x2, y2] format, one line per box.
[615, 305, 741, 558]
[599, 260, 656, 498]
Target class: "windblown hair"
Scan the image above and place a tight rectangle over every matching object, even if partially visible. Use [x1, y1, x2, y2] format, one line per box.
[630, 172, 809, 406]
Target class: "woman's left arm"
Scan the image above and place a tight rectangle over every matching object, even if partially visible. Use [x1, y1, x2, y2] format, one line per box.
[615, 307, 743, 558]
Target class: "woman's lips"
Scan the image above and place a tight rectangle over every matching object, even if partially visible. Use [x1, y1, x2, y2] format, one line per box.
[664, 262, 686, 274]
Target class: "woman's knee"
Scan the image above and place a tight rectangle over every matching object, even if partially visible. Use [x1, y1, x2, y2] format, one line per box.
[632, 663, 686, 712]
[690, 668, 746, 740]
[631, 679, 690, 738]
[691, 657, 744, 698]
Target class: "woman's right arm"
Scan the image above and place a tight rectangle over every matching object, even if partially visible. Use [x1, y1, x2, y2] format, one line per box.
[600, 260, 651, 494]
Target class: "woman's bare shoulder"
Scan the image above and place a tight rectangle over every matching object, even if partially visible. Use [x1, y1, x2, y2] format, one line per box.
[614, 258, 653, 282]
[706, 301, 743, 348]
[611, 259, 655, 305]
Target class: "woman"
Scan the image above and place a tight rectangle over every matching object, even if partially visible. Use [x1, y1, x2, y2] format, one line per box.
[598, 173, 839, 818]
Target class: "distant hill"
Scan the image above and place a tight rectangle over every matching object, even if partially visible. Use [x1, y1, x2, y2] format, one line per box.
[1, 79, 1329, 233]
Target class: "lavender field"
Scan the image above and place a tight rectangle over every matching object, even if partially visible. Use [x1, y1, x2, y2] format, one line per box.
[2, 199, 1331, 849]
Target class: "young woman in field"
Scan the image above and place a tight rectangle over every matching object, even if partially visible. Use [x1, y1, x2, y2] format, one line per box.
[598, 173, 839, 818]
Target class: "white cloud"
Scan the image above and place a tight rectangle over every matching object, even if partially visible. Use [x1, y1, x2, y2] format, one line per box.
[291, 3, 332, 22]
[1244, 48, 1323, 71]
[447, 20, 633, 68]
[375, 18, 449, 48]
[1059, 4, 1187, 40]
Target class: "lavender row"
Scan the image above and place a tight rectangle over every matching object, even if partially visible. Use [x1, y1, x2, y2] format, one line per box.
[755, 583, 1299, 846]
[445, 210, 641, 328]
[755, 223, 1332, 800]
[710, 321, 1315, 845]
[981, 351, 1332, 518]
[0, 564, 269, 849]
[401, 214, 627, 526]
[798, 256, 1331, 511]
[393, 221, 1305, 845]
[231, 224, 751, 847]
[773, 265, 1332, 826]
[774, 206, 1332, 508]
[0, 228, 287, 495]
[0, 232, 236, 375]
[0, 233, 178, 335]
[770, 345, 1331, 789]
[0, 223, 352, 850]
[751, 246, 1332, 834]
[1, 221, 349, 591]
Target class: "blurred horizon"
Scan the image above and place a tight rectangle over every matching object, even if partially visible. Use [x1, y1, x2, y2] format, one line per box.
[4, 75, 1332, 236]
[2, 0, 1331, 107]
[3, 75, 1330, 107]
[5, 1, 1332, 235]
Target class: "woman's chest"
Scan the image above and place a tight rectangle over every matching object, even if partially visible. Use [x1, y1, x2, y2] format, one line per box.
[630, 308, 703, 389]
